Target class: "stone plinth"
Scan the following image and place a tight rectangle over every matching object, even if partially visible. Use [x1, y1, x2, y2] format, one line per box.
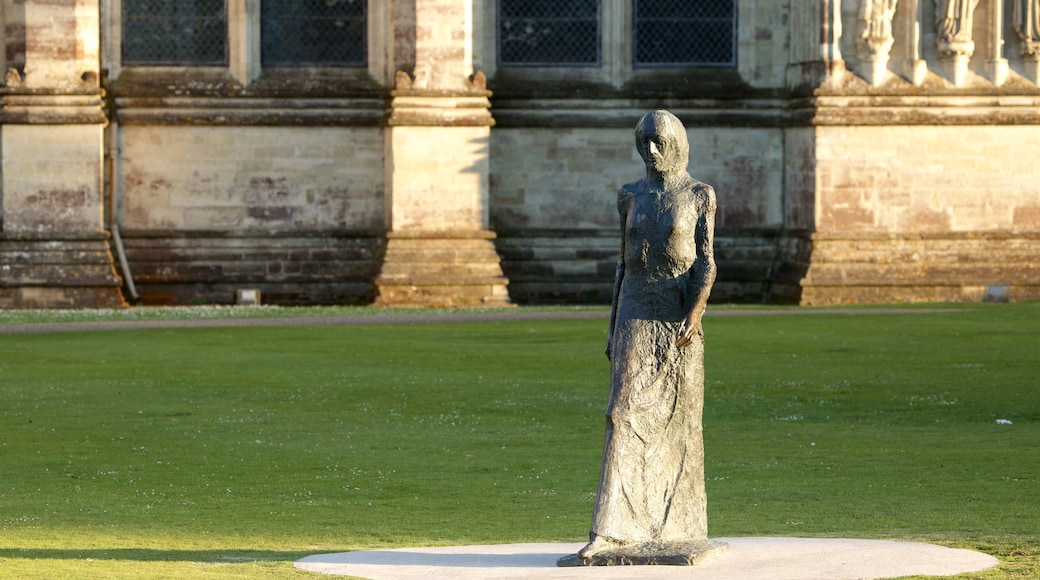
[0, 234, 125, 309]
[373, 231, 511, 307]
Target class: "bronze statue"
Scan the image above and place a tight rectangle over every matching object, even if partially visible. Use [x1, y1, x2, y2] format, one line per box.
[559, 110, 725, 567]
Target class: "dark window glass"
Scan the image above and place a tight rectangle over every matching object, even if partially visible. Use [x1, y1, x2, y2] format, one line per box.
[498, 0, 600, 66]
[633, 0, 736, 67]
[123, 0, 227, 66]
[261, 0, 367, 67]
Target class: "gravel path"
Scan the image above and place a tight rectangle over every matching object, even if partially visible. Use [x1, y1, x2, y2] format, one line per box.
[0, 307, 958, 334]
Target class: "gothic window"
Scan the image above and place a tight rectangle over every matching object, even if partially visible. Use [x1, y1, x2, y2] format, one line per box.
[261, 0, 367, 67]
[122, 0, 228, 66]
[497, 0, 601, 66]
[633, 0, 737, 67]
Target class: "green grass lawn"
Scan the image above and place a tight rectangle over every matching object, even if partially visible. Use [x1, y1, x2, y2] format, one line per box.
[0, 303, 1037, 578]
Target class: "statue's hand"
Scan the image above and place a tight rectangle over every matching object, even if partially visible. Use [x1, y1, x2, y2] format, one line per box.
[676, 314, 703, 348]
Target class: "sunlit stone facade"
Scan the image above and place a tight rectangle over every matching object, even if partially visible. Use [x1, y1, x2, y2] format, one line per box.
[1, 1, 1038, 307]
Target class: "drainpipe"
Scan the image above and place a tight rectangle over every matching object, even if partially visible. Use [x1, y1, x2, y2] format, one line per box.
[764, 129, 789, 304]
[103, 74, 139, 303]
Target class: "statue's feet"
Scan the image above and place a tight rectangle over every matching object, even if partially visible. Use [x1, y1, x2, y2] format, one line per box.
[557, 538, 729, 567]
[556, 536, 626, 567]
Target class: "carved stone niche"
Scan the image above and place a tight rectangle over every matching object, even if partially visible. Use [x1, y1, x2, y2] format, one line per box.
[858, 0, 900, 86]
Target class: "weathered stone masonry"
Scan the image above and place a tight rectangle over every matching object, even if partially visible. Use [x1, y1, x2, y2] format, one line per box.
[0, 0, 125, 308]
[1, 0, 1039, 308]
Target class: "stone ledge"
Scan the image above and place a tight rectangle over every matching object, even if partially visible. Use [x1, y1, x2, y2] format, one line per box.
[115, 96, 385, 126]
[0, 93, 106, 125]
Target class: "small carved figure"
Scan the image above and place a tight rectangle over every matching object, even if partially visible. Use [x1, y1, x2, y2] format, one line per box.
[860, 0, 899, 50]
[1013, 0, 1040, 55]
[858, 0, 899, 85]
[935, 0, 981, 48]
[558, 110, 724, 567]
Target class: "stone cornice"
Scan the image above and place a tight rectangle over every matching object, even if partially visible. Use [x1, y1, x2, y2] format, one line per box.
[808, 229, 1040, 241]
[385, 93, 495, 127]
[115, 93, 497, 127]
[114, 96, 386, 126]
[491, 93, 1040, 128]
[117, 228, 386, 238]
[0, 93, 107, 125]
[806, 94, 1040, 125]
[0, 231, 111, 241]
[491, 97, 793, 128]
[384, 229, 497, 240]
[97, 90, 1040, 129]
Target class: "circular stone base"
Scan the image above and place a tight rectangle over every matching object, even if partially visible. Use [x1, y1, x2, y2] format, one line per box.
[556, 539, 728, 566]
[295, 537, 998, 579]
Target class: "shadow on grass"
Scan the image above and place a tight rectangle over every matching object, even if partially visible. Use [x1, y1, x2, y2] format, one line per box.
[0, 548, 317, 563]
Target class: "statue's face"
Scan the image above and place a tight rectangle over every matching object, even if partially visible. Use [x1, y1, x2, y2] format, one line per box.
[638, 133, 672, 173]
[636, 112, 688, 176]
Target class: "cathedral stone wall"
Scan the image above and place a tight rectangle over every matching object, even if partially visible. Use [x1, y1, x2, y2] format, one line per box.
[815, 125, 1040, 234]
[2, 0, 1040, 308]
[490, 125, 787, 303]
[801, 123, 1040, 304]
[114, 125, 386, 305]
[118, 126, 385, 232]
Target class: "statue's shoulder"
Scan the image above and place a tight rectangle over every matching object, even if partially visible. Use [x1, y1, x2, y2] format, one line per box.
[687, 179, 717, 211]
[617, 181, 641, 205]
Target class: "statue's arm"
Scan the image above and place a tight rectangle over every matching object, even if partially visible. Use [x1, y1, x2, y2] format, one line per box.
[677, 186, 718, 348]
[607, 189, 630, 359]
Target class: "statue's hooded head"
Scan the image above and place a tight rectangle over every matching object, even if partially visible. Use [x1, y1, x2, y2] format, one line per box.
[635, 110, 689, 178]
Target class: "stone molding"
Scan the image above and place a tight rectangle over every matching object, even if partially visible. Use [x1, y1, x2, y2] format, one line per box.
[491, 94, 1040, 128]
[808, 94, 1040, 124]
[0, 93, 106, 124]
[491, 97, 790, 128]
[117, 228, 386, 239]
[808, 230, 1040, 241]
[385, 94, 495, 127]
[113, 96, 384, 126]
[105, 92, 1040, 129]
